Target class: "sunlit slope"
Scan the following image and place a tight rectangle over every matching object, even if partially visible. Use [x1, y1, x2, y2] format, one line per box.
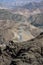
[0, 9, 42, 42]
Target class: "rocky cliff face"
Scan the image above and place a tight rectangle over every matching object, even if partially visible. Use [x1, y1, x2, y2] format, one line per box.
[0, 32, 43, 65]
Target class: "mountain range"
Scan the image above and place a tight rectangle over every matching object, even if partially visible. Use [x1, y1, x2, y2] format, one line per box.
[0, 0, 43, 65]
[0, 0, 43, 9]
[22, 1, 43, 11]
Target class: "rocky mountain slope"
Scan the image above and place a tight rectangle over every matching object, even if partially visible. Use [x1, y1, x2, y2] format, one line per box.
[0, 32, 43, 65]
[28, 13, 43, 29]
[0, 1, 43, 65]
[0, 9, 42, 43]
[0, 0, 43, 65]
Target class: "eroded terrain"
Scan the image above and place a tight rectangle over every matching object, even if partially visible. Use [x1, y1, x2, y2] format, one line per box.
[0, 32, 43, 65]
[0, 9, 43, 65]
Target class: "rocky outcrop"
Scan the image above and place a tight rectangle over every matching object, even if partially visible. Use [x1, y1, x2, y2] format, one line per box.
[0, 32, 43, 65]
